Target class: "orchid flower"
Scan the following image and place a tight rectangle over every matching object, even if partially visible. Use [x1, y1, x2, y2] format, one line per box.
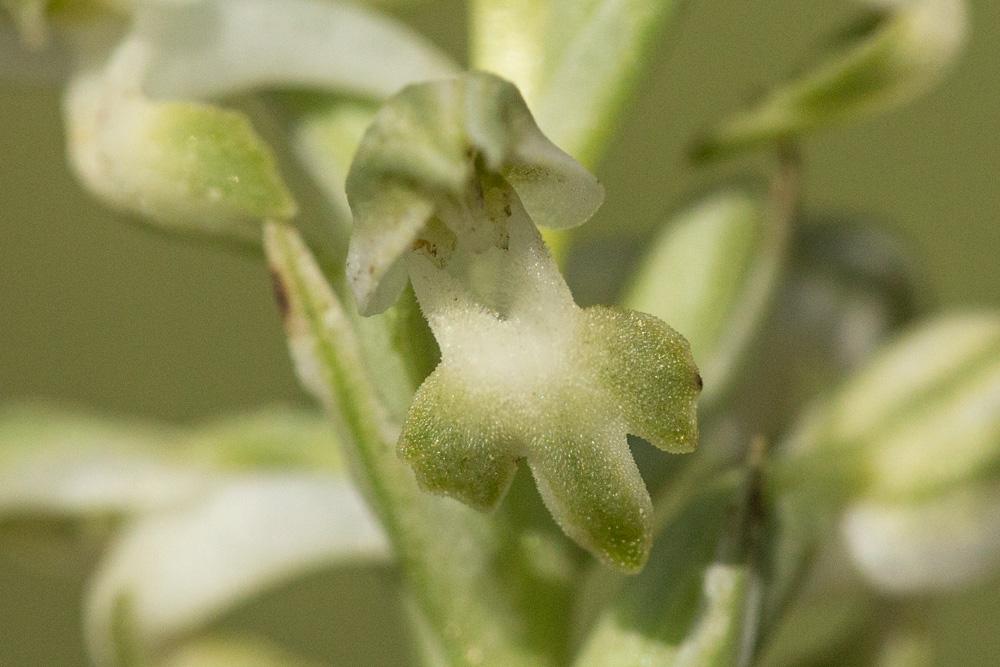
[345, 72, 701, 571]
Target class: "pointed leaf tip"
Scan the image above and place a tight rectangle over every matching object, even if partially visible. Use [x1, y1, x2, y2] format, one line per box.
[694, 0, 968, 160]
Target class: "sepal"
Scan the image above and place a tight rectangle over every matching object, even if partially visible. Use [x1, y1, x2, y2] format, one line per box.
[345, 72, 604, 315]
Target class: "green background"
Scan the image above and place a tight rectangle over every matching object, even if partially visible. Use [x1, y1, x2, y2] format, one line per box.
[1, 1, 998, 664]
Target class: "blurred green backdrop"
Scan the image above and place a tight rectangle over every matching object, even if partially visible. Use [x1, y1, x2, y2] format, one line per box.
[1, 1, 997, 664]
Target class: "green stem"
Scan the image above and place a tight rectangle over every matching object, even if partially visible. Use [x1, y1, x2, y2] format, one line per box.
[265, 223, 575, 666]
[700, 145, 801, 413]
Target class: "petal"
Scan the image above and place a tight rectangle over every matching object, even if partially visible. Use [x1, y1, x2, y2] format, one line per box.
[346, 182, 436, 315]
[825, 312, 1000, 446]
[527, 407, 652, 572]
[780, 312, 1000, 503]
[398, 366, 520, 511]
[584, 306, 701, 453]
[396, 201, 699, 571]
[158, 636, 323, 667]
[0, 404, 204, 519]
[345, 80, 469, 313]
[623, 189, 780, 405]
[470, 0, 684, 164]
[463, 72, 604, 230]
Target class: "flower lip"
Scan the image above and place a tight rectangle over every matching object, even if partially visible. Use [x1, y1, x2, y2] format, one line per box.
[397, 182, 698, 571]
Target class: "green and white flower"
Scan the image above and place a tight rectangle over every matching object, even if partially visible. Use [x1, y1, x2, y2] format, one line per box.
[345, 72, 702, 571]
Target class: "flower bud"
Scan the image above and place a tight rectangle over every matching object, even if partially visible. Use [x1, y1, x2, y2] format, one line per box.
[29, 0, 458, 244]
[694, 0, 968, 160]
[65, 37, 296, 243]
[778, 313, 1000, 591]
[85, 474, 387, 666]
